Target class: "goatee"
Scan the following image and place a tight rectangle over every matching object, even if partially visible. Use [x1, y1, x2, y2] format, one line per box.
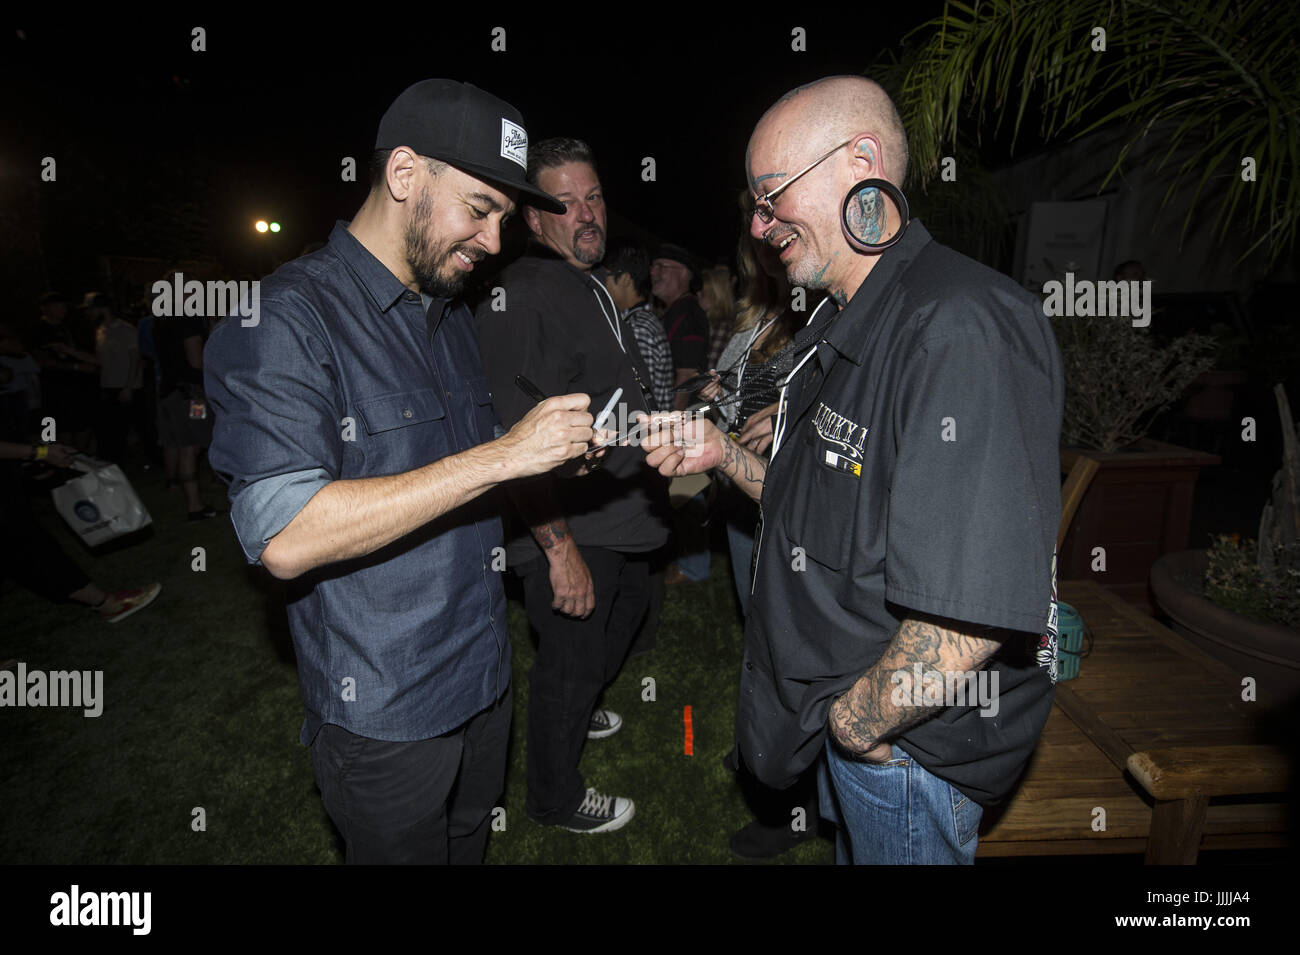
[572, 225, 606, 266]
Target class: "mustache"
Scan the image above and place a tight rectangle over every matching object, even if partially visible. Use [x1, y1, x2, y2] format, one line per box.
[452, 244, 486, 263]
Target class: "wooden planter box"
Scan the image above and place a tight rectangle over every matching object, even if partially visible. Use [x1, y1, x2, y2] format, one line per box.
[1059, 439, 1221, 614]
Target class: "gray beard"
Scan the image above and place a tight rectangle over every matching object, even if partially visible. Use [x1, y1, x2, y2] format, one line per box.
[571, 225, 606, 266]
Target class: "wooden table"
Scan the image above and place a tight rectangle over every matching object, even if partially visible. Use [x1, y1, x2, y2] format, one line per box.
[977, 580, 1290, 863]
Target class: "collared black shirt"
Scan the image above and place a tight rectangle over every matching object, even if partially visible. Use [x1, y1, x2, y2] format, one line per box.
[741, 220, 1064, 807]
[205, 221, 510, 746]
[475, 246, 669, 565]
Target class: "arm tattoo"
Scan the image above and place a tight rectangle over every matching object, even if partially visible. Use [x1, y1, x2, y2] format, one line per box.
[508, 477, 570, 552]
[718, 433, 765, 489]
[830, 614, 1005, 755]
[533, 520, 569, 550]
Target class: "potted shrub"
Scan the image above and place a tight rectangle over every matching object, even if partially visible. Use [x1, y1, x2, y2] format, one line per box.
[1053, 311, 1219, 611]
[1151, 386, 1300, 709]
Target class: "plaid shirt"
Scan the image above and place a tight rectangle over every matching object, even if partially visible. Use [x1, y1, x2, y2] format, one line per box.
[622, 302, 675, 411]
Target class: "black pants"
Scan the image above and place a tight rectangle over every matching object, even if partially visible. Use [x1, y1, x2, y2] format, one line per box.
[96, 388, 134, 464]
[518, 546, 650, 823]
[0, 478, 91, 602]
[309, 686, 512, 864]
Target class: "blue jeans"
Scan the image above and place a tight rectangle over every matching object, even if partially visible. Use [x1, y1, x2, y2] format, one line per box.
[675, 489, 711, 581]
[819, 738, 983, 865]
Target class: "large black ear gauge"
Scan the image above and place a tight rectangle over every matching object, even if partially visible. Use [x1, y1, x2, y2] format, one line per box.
[840, 178, 910, 252]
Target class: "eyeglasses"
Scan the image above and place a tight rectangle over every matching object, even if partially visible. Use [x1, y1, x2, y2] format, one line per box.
[752, 137, 854, 224]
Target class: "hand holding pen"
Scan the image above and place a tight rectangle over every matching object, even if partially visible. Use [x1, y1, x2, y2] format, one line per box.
[515, 376, 613, 473]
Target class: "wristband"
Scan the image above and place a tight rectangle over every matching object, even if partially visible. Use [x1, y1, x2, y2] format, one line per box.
[35, 444, 49, 461]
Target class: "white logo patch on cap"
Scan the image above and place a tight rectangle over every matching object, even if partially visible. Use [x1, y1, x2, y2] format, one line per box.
[500, 118, 528, 169]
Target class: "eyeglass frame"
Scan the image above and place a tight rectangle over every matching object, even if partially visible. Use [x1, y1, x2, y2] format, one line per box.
[751, 136, 856, 225]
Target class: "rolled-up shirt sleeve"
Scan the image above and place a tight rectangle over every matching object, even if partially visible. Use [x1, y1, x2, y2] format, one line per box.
[229, 467, 332, 564]
[203, 300, 343, 565]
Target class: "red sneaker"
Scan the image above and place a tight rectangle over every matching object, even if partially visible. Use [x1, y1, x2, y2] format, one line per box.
[97, 583, 163, 623]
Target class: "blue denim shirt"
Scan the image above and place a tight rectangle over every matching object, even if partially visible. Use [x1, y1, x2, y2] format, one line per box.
[204, 221, 510, 745]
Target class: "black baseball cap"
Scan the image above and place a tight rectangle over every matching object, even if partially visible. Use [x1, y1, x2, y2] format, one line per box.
[80, 291, 112, 310]
[653, 243, 699, 279]
[376, 79, 565, 214]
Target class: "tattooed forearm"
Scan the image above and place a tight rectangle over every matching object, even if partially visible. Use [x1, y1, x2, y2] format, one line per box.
[828, 613, 1005, 756]
[533, 519, 570, 550]
[506, 478, 572, 552]
[718, 433, 766, 502]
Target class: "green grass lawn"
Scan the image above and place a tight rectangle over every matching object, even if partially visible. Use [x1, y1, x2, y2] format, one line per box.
[1, 458, 833, 865]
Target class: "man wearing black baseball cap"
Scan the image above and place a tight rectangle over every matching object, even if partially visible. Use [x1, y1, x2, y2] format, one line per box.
[651, 243, 709, 413]
[205, 80, 597, 864]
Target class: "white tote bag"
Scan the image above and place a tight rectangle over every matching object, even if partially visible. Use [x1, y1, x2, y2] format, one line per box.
[51, 455, 152, 547]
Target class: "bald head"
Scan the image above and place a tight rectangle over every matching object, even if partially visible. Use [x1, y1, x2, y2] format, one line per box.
[749, 76, 909, 188]
[744, 75, 911, 303]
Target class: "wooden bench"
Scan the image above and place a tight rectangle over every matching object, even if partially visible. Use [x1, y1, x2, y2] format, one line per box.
[977, 580, 1290, 862]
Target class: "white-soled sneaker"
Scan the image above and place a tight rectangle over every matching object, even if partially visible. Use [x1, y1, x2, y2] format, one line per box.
[559, 788, 635, 834]
[587, 708, 623, 739]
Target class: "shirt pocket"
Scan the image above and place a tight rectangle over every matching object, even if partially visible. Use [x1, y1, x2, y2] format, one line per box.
[466, 374, 499, 442]
[356, 388, 446, 433]
[785, 457, 858, 571]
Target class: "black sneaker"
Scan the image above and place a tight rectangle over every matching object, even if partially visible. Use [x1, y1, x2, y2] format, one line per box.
[587, 708, 622, 739]
[187, 505, 221, 521]
[559, 788, 635, 834]
[729, 818, 815, 860]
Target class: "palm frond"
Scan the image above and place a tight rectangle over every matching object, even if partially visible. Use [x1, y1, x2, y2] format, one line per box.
[875, 0, 1300, 265]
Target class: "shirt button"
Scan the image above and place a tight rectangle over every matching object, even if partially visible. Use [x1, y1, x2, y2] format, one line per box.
[402, 409, 413, 418]
[405, 292, 418, 302]
[745, 661, 754, 671]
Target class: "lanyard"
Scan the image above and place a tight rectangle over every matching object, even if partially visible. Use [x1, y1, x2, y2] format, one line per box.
[735, 314, 777, 392]
[770, 298, 836, 459]
[589, 278, 624, 351]
[590, 275, 656, 409]
[749, 297, 836, 597]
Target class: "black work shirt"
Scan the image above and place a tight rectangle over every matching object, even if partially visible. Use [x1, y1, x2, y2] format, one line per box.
[741, 220, 1064, 807]
[475, 246, 669, 565]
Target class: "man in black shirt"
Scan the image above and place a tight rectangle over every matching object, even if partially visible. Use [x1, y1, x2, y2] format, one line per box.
[640, 75, 1062, 864]
[475, 138, 668, 834]
[651, 245, 709, 412]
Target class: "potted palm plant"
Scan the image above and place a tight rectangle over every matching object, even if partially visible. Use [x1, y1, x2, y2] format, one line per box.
[1051, 311, 1219, 609]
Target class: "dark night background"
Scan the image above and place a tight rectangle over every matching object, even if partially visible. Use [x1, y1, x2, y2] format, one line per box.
[2, 8, 1298, 890]
[1, 10, 950, 314]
